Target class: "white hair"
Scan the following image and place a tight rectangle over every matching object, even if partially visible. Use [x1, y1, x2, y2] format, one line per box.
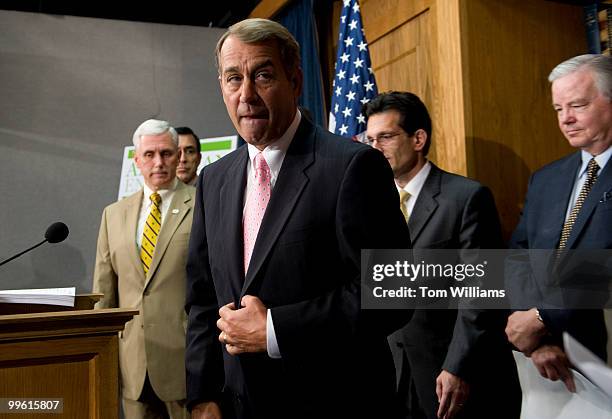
[549, 54, 612, 100]
[132, 119, 178, 149]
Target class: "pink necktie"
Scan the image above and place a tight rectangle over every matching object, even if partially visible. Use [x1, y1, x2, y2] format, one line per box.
[243, 152, 271, 273]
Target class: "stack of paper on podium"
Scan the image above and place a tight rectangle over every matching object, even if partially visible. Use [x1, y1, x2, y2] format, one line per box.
[0, 287, 75, 306]
[0, 287, 78, 315]
[512, 334, 612, 419]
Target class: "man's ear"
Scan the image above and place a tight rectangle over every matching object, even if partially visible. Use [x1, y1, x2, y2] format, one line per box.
[413, 129, 428, 152]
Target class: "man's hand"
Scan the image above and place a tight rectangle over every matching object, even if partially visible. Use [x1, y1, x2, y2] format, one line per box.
[506, 308, 547, 355]
[531, 344, 576, 393]
[436, 370, 470, 419]
[217, 295, 267, 355]
[191, 401, 222, 419]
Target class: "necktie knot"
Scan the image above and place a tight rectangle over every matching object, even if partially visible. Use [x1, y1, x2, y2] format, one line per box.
[586, 158, 600, 183]
[254, 153, 271, 180]
[150, 192, 162, 207]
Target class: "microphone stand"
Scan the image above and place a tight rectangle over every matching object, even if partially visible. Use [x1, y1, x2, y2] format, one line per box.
[0, 239, 48, 267]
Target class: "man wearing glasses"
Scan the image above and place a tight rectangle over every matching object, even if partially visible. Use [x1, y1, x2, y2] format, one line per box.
[364, 91, 520, 419]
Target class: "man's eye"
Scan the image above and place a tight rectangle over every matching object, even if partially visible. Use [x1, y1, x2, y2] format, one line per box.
[255, 72, 272, 81]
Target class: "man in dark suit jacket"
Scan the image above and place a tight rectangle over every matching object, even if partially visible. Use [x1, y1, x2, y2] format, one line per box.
[185, 19, 411, 419]
[506, 54, 612, 392]
[364, 91, 520, 419]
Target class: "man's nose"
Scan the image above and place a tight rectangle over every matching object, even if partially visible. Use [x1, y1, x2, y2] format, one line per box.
[240, 78, 258, 104]
[559, 108, 576, 124]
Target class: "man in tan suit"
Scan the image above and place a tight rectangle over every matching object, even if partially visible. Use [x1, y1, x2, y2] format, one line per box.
[93, 119, 194, 419]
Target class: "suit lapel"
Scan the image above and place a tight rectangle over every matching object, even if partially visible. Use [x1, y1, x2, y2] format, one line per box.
[124, 191, 145, 280]
[220, 146, 249, 302]
[546, 153, 581, 247]
[144, 183, 192, 289]
[242, 119, 315, 294]
[408, 164, 440, 244]
[565, 155, 612, 249]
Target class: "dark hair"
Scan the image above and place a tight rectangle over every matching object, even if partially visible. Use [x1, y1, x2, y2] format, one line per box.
[175, 126, 200, 153]
[363, 91, 432, 156]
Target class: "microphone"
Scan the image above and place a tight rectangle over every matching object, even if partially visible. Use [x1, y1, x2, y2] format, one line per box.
[0, 222, 69, 267]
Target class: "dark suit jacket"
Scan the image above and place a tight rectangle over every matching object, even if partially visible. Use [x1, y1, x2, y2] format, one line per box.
[185, 117, 412, 419]
[389, 163, 520, 419]
[508, 151, 612, 360]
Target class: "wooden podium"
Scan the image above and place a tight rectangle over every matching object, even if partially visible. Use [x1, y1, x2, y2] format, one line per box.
[0, 302, 136, 419]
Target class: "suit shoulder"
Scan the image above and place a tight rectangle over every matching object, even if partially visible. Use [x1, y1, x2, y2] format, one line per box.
[103, 189, 141, 213]
[315, 126, 369, 154]
[436, 167, 487, 193]
[531, 152, 579, 179]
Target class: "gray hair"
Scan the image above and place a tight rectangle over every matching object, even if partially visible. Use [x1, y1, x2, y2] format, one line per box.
[132, 119, 178, 149]
[549, 54, 612, 100]
[215, 18, 301, 79]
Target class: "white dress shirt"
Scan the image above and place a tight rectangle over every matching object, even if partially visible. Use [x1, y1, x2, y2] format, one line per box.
[243, 110, 302, 359]
[396, 161, 432, 218]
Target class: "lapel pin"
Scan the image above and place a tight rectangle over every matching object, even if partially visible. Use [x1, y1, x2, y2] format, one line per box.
[172, 209, 179, 214]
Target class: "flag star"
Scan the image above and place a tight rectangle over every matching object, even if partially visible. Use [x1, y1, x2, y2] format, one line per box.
[343, 0, 350, 7]
[346, 90, 356, 101]
[358, 41, 367, 51]
[335, 86, 342, 96]
[337, 69, 346, 80]
[364, 80, 374, 91]
[353, 57, 363, 68]
[341, 15, 347, 23]
[334, 103, 339, 113]
[339, 124, 349, 135]
[350, 73, 360, 84]
[349, 20, 358, 31]
[357, 114, 366, 124]
[368, 67, 373, 74]
[344, 36, 354, 48]
[360, 97, 370, 104]
[340, 53, 350, 63]
[353, 2, 360, 13]
[342, 107, 352, 118]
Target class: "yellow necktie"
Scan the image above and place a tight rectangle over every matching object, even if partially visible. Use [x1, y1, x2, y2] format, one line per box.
[399, 190, 411, 223]
[141, 192, 162, 274]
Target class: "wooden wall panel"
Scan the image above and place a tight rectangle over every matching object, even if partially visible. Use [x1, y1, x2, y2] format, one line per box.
[462, 0, 585, 237]
[368, 10, 441, 163]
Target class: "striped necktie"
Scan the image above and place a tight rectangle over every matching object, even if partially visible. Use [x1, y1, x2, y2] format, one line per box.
[141, 192, 162, 274]
[558, 158, 599, 250]
[399, 190, 411, 223]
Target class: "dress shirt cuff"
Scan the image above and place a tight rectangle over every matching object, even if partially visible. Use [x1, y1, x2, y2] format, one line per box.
[267, 309, 282, 359]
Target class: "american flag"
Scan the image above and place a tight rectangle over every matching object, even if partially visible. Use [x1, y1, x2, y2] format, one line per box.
[328, 0, 378, 140]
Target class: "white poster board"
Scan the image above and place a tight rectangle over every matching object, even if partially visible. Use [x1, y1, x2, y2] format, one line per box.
[117, 135, 238, 200]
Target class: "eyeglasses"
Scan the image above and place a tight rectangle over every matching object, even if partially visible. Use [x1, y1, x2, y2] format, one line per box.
[363, 132, 402, 146]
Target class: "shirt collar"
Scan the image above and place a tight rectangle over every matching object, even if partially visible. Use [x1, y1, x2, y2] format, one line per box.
[143, 178, 178, 203]
[579, 146, 612, 177]
[247, 110, 301, 177]
[398, 161, 431, 197]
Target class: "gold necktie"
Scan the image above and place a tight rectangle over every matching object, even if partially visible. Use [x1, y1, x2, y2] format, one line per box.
[399, 190, 411, 223]
[141, 192, 162, 274]
[558, 158, 599, 250]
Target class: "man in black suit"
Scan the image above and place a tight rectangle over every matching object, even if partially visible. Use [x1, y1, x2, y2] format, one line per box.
[185, 19, 410, 419]
[364, 91, 520, 419]
[506, 54, 612, 392]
